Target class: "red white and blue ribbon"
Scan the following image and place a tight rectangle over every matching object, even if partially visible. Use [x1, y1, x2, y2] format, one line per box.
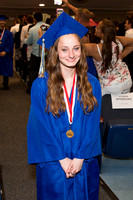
[0, 28, 5, 42]
[63, 72, 77, 124]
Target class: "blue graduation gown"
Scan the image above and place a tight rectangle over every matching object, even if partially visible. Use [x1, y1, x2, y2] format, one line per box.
[87, 56, 98, 78]
[27, 72, 102, 200]
[0, 29, 13, 76]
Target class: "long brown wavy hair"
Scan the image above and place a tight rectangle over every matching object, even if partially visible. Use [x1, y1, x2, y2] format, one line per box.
[100, 19, 119, 72]
[45, 34, 97, 116]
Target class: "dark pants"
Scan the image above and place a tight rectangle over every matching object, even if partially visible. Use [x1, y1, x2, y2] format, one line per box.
[26, 54, 41, 93]
[123, 52, 133, 81]
[3, 76, 9, 89]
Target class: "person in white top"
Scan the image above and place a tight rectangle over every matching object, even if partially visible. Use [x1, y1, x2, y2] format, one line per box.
[10, 18, 21, 72]
[124, 18, 133, 38]
[20, 15, 33, 48]
[84, 19, 133, 96]
[10, 18, 20, 38]
[20, 15, 34, 82]
[24, 12, 49, 94]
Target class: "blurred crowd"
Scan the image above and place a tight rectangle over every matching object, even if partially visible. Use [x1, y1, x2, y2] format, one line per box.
[0, 0, 133, 95]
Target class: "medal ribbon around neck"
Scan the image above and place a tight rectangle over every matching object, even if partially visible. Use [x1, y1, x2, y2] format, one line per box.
[63, 71, 77, 125]
[0, 28, 5, 41]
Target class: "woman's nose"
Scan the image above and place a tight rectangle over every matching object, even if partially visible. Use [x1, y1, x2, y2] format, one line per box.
[68, 50, 74, 58]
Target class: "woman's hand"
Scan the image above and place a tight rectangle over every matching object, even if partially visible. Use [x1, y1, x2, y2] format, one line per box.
[62, 0, 70, 7]
[0, 52, 6, 57]
[38, 28, 43, 38]
[66, 158, 84, 177]
[59, 157, 72, 178]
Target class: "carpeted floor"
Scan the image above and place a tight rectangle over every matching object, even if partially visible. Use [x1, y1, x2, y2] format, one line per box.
[0, 74, 36, 200]
[0, 73, 117, 200]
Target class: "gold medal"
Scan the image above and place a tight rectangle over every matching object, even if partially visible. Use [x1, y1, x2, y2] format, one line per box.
[66, 129, 74, 138]
[0, 41, 2, 44]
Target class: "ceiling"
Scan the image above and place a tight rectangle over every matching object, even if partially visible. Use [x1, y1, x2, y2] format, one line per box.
[0, 0, 133, 10]
[0, 0, 133, 22]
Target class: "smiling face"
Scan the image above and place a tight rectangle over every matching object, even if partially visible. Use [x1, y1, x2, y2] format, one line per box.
[57, 34, 81, 70]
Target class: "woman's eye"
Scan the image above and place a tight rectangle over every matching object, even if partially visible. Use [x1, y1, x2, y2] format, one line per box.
[74, 47, 80, 51]
[61, 49, 67, 52]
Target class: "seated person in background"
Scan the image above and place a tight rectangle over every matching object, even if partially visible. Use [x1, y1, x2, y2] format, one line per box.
[84, 19, 133, 96]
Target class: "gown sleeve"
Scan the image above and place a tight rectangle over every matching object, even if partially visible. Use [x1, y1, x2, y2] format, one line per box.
[27, 77, 66, 166]
[4, 31, 13, 56]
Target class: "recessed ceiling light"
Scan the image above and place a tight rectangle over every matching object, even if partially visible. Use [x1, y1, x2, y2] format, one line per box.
[39, 3, 45, 7]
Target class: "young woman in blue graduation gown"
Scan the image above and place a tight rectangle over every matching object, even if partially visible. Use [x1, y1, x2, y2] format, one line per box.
[0, 15, 13, 89]
[27, 12, 102, 200]
[0, 29, 13, 76]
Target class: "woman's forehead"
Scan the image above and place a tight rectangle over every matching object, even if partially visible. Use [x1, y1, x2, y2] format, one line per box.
[59, 34, 79, 42]
[58, 34, 81, 47]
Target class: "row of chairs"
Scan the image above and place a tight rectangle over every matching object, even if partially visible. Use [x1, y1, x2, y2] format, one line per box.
[101, 94, 133, 158]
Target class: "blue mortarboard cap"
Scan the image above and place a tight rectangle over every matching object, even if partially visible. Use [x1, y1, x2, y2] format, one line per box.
[37, 12, 88, 49]
[0, 15, 8, 21]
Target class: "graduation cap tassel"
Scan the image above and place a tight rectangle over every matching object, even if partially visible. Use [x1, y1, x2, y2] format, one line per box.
[38, 38, 45, 78]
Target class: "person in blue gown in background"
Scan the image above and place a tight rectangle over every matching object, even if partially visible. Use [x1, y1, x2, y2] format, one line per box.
[27, 12, 101, 200]
[0, 15, 13, 89]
